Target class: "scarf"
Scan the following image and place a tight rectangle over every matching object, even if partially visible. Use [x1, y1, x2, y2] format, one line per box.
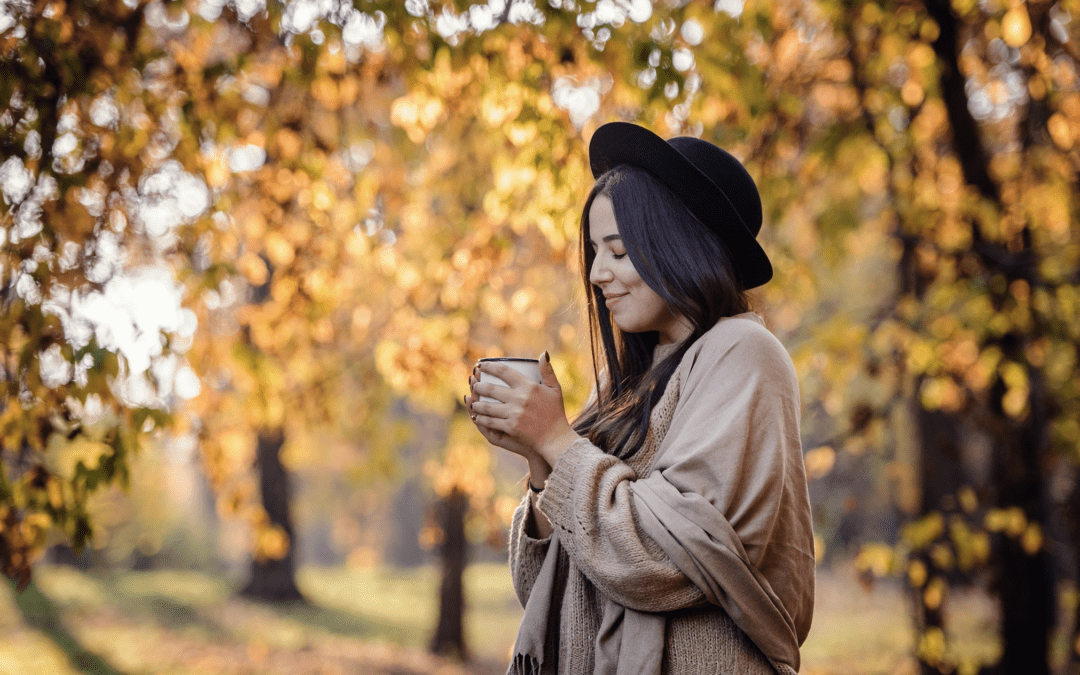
[508, 314, 812, 675]
[507, 500, 797, 675]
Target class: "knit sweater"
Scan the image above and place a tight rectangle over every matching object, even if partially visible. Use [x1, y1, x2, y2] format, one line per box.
[508, 313, 814, 674]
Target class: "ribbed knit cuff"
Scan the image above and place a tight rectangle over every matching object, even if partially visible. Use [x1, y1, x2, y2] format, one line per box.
[537, 437, 601, 536]
[519, 493, 552, 544]
[508, 494, 552, 608]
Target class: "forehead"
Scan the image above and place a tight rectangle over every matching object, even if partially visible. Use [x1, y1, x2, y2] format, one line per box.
[588, 193, 620, 240]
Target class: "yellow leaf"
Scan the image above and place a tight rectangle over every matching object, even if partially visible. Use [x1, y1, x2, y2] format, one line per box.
[242, 210, 268, 239]
[238, 251, 268, 286]
[917, 626, 947, 665]
[206, 153, 229, 188]
[901, 79, 925, 107]
[1048, 113, 1073, 150]
[908, 559, 928, 587]
[903, 512, 944, 549]
[1001, 385, 1027, 417]
[958, 486, 978, 513]
[1002, 6, 1032, 47]
[264, 232, 295, 267]
[1021, 523, 1043, 555]
[804, 446, 836, 479]
[1002, 506, 1027, 536]
[506, 121, 538, 146]
[855, 542, 896, 577]
[255, 524, 290, 560]
[47, 478, 63, 509]
[45, 434, 113, 479]
[907, 43, 936, 70]
[923, 577, 945, 610]
[312, 77, 339, 109]
[276, 129, 302, 160]
[930, 543, 954, 570]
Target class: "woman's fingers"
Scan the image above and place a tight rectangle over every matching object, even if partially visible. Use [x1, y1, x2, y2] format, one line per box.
[538, 351, 561, 392]
[472, 414, 516, 448]
[469, 399, 510, 420]
[470, 381, 510, 404]
[470, 360, 547, 406]
[473, 405, 522, 434]
[468, 357, 568, 461]
[476, 362, 542, 390]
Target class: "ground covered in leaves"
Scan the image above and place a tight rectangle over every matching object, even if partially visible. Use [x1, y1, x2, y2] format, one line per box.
[0, 562, 1011, 675]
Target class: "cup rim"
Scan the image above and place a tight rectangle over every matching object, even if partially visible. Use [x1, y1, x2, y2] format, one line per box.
[477, 357, 539, 363]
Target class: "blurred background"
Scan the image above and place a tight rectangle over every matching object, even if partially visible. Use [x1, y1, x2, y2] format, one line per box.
[1, 0, 1079, 673]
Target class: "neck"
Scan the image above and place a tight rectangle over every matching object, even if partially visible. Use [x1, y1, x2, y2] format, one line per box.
[658, 319, 693, 346]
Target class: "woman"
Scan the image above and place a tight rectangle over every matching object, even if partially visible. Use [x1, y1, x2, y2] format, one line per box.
[465, 122, 815, 675]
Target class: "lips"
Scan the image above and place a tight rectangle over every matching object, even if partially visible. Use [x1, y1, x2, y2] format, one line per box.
[604, 293, 627, 307]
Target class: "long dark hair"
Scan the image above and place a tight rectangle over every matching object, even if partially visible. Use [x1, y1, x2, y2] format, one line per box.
[573, 165, 750, 460]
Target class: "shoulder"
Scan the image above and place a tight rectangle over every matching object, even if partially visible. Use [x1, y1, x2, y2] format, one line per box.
[686, 313, 792, 367]
[677, 314, 798, 390]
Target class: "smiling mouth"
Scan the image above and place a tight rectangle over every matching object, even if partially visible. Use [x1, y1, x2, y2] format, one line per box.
[604, 293, 626, 306]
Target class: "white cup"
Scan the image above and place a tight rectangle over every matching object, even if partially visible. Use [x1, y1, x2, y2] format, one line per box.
[477, 357, 541, 403]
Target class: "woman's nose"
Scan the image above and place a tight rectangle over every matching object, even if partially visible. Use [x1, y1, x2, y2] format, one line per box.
[591, 254, 609, 280]
[589, 257, 611, 285]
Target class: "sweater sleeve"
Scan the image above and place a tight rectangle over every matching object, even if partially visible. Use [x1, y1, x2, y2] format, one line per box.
[537, 437, 707, 612]
[507, 492, 552, 609]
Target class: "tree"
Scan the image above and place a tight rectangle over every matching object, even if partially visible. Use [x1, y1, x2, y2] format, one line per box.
[0, 0, 211, 588]
[748, 0, 1080, 671]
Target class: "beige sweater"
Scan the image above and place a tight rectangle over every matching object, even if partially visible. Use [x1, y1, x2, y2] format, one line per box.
[508, 314, 814, 674]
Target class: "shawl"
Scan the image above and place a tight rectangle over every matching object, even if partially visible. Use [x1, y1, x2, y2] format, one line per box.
[508, 314, 814, 675]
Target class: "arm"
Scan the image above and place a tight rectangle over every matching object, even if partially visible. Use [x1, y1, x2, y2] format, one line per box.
[537, 437, 708, 612]
[506, 453, 555, 608]
[507, 492, 552, 608]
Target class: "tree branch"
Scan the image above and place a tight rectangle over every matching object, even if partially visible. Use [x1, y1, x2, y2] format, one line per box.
[923, 0, 1001, 205]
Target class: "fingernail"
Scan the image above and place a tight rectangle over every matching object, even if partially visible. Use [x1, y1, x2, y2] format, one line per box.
[470, 414, 477, 421]
[542, 350, 550, 364]
[463, 394, 468, 405]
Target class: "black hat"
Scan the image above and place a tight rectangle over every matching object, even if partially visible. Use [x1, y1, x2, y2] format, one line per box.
[588, 122, 773, 289]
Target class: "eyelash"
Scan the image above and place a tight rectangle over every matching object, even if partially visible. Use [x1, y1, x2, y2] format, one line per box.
[589, 247, 626, 260]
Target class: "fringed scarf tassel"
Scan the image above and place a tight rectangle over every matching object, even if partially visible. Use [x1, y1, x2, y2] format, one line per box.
[507, 653, 542, 675]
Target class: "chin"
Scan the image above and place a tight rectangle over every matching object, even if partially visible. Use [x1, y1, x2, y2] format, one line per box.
[614, 322, 650, 335]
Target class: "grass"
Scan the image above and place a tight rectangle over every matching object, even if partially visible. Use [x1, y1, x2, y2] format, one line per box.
[0, 563, 520, 675]
[299, 564, 523, 659]
[0, 561, 1018, 675]
[801, 566, 1000, 675]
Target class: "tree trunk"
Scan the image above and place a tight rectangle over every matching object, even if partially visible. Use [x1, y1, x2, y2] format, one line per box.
[430, 488, 469, 660]
[912, 402, 966, 675]
[240, 428, 304, 602]
[920, 2, 1057, 671]
[988, 371, 1055, 675]
[1068, 469, 1080, 675]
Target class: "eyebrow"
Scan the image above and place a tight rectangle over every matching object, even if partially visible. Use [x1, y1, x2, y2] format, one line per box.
[589, 234, 623, 246]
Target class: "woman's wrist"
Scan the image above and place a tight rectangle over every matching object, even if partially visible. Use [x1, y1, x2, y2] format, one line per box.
[538, 427, 582, 468]
[527, 456, 551, 491]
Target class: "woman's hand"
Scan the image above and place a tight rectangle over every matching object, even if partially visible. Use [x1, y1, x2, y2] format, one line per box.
[466, 352, 581, 468]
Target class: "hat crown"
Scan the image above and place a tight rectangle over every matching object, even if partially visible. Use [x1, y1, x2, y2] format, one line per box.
[667, 137, 762, 236]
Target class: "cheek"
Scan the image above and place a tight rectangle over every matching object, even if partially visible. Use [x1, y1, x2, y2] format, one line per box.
[614, 259, 644, 286]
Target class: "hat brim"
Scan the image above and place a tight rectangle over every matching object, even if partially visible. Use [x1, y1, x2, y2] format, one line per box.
[588, 122, 773, 289]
